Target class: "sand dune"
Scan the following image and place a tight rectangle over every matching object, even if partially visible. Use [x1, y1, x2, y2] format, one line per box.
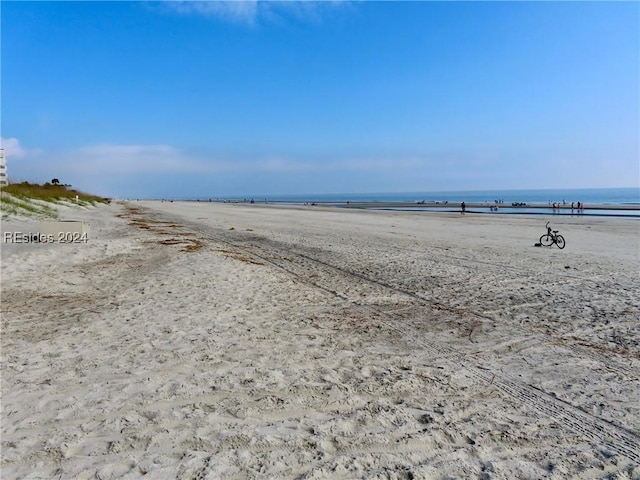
[2, 201, 639, 479]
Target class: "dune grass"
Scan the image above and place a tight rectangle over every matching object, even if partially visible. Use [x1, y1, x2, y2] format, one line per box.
[1, 182, 110, 219]
[2, 182, 109, 204]
[1, 192, 59, 219]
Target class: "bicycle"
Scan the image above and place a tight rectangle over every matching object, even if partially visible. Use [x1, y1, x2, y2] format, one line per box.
[539, 222, 565, 249]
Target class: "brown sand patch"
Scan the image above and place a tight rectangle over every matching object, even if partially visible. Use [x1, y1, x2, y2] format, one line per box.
[157, 238, 185, 246]
[182, 240, 205, 253]
[214, 248, 263, 265]
[122, 208, 204, 252]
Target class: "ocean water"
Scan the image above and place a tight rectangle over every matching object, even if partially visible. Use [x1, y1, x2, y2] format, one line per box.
[195, 187, 639, 217]
[257, 187, 639, 206]
[383, 206, 640, 217]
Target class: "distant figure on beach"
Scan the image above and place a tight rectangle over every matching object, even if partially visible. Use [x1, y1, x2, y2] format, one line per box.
[461, 201, 466, 215]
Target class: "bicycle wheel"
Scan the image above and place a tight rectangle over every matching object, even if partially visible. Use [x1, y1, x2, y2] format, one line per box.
[556, 235, 565, 249]
[539, 234, 554, 247]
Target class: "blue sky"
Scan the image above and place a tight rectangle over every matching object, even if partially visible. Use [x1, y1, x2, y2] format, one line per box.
[2, 1, 638, 198]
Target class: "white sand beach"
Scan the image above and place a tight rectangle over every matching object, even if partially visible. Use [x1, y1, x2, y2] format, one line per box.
[1, 201, 639, 479]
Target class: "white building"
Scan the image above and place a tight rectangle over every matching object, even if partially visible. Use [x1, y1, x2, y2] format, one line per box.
[0, 149, 7, 186]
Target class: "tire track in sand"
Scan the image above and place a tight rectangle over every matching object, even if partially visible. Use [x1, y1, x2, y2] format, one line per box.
[141, 206, 640, 465]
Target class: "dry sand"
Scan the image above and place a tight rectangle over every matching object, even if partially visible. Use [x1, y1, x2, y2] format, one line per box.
[1, 201, 639, 479]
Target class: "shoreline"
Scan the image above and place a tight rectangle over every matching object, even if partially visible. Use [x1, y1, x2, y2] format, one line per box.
[148, 199, 640, 210]
[336, 201, 640, 211]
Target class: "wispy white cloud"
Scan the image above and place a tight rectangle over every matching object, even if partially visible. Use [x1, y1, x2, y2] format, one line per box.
[1, 137, 30, 159]
[210, 155, 441, 174]
[321, 157, 430, 172]
[69, 144, 203, 174]
[261, 1, 351, 25]
[160, 0, 350, 25]
[7, 139, 542, 197]
[162, 1, 259, 24]
[64, 144, 317, 174]
[6, 140, 449, 179]
[3, 142, 214, 182]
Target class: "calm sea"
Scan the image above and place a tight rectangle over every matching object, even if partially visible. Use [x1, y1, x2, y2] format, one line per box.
[191, 187, 639, 217]
[253, 187, 639, 206]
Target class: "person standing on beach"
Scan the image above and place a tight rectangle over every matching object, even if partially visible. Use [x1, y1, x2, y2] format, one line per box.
[461, 201, 466, 215]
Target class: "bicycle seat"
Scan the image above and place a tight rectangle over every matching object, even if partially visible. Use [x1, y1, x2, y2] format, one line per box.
[552, 230, 559, 234]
